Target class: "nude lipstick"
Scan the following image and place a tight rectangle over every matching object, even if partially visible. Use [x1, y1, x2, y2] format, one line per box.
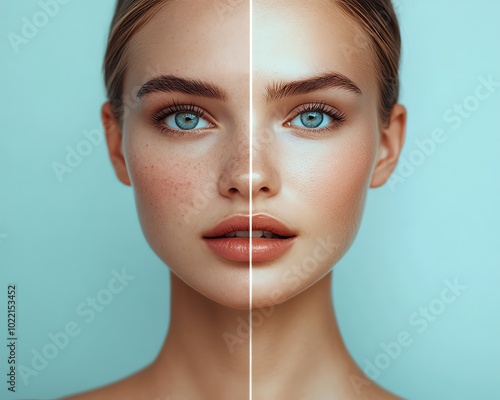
[202, 214, 297, 262]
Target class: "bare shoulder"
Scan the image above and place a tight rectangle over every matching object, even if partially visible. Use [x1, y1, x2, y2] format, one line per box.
[347, 374, 404, 400]
[60, 367, 161, 400]
[60, 379, 136, 400]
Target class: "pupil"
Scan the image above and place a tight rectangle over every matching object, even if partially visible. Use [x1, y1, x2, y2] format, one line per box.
[300, 111, 324, 128]
[175, 113, 199, 130]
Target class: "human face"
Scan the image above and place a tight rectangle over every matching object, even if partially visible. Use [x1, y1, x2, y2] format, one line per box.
[118, 0, 251, 308]
[251, 0, 383, 307]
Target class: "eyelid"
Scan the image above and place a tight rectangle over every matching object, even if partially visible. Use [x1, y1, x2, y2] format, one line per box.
[284, 102, 346, 124]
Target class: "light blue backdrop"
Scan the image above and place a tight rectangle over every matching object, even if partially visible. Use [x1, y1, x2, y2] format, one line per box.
[0, 1, 499, 399]
[335, 1, 500, 399]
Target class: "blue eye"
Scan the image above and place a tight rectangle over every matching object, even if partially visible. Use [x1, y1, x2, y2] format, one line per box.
[301, 111, 327, 128]
[165, 112, 211, 130]
[286, 103, 346, 131]
[290, 111, 333, 129]
[152, 104, 214, 135]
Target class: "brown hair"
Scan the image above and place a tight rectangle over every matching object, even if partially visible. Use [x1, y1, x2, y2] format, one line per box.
[103, 0, 170, 121]
[335, 0, 401, 127]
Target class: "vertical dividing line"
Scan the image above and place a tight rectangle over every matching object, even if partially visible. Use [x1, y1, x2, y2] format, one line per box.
[249, 0, 253, 399]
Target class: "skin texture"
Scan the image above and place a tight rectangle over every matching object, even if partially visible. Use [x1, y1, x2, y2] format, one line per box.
[62, 0, 406, 399]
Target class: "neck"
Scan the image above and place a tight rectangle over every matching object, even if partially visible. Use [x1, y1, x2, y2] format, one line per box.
[149, 272, 366, 399]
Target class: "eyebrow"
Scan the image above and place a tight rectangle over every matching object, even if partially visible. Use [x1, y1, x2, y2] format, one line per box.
[136, 75, 227, 101]
[265, 72, 362, 103]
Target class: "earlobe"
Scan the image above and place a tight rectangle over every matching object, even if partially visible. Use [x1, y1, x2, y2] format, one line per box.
[101, 102, 131, 186]
[370, 104, 407, 188]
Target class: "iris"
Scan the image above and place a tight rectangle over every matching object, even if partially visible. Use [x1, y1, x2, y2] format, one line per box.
[300, 111, 324, 129]
[175, 112, 200, 130]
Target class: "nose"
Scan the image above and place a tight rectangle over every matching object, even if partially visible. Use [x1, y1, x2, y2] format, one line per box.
[218, 127, 280, 201]
[251, 129, 280, 200]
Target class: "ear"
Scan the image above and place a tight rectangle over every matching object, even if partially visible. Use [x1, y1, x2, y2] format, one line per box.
[101, 102, 131, 186]
[370, 104, 407, 188]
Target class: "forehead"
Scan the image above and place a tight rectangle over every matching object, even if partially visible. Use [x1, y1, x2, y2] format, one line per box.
[124, 0, 249, 89]
[253, 0, 377, 96]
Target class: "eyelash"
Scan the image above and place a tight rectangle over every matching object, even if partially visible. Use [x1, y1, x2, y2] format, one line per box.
[285, 102, 347, 134]
[149, 101, 345, 136]
[150, 102, 213, 136]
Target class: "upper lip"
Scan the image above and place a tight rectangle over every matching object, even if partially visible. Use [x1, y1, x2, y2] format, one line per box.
[202, 214, 297, 238]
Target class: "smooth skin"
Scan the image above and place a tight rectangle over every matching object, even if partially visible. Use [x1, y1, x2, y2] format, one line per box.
[62, 0, 406, 399]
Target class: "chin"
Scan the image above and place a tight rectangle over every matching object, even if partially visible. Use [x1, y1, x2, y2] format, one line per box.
[202, 285, 252, 310]
[250, 277, 314, 309]
[167, 260, 252, 309]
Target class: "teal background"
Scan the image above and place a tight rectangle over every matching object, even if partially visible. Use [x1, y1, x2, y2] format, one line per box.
[0, 1, 499, 399]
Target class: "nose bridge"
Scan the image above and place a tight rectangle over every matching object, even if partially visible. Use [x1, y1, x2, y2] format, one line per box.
[217, 122, 251, 198]
[251, 122, 280, 198]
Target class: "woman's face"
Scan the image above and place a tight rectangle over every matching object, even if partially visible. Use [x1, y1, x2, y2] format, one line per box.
[108, 0, 399, 309]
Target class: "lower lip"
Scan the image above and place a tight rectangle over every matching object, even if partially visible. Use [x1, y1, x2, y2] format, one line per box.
[202, 237, 297, 262]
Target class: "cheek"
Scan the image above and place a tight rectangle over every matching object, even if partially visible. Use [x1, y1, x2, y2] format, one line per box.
[132, 159, 191, 228]
[291, 129, 377, 238]
[124, 137, 210, 244]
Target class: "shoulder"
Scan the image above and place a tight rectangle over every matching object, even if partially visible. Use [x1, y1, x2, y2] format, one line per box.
[60, 367, 158, 400]
[347, 373, 404, 400]
[60, 381, 132, 400]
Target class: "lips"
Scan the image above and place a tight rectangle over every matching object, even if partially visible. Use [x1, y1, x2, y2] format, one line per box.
[202, 214, 296, 239]
[202, 214, 297, 262]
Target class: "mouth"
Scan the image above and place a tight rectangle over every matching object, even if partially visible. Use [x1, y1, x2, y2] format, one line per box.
[202, 214, 297, 262]
[202, 213, 297, 238]
[207, 230, 293, 239]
